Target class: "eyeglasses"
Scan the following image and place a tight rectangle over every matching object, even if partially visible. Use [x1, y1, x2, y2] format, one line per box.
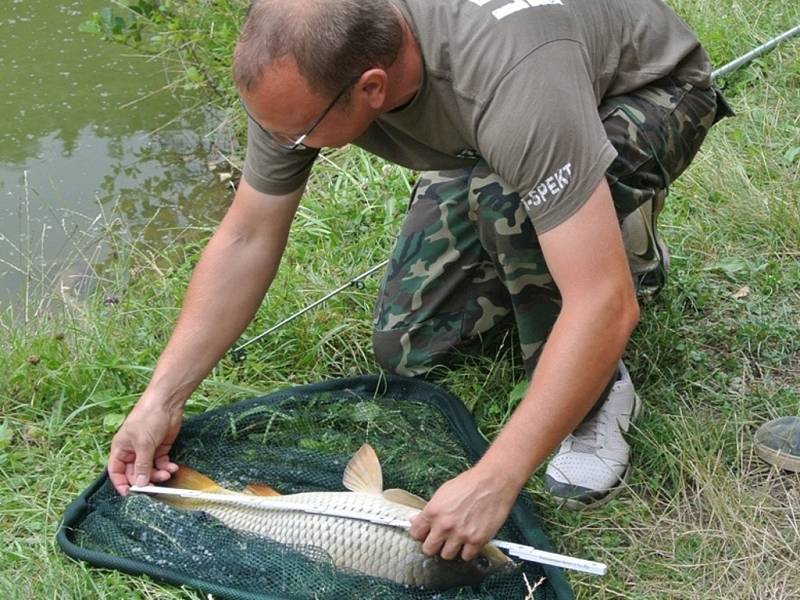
[239, 76, 360, 152]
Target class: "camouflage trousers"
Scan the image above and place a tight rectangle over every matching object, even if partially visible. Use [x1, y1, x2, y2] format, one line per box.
[373, 78, 729, 377]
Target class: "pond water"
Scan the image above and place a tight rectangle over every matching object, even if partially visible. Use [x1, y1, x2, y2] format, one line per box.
[0, 0, 234, 308]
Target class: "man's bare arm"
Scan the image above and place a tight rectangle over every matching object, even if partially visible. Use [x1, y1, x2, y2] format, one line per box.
[410, 177, 640, 559]
[479, 176, 639, 483]
[144, 179, 303, 410]
[108, 179, 304, 495]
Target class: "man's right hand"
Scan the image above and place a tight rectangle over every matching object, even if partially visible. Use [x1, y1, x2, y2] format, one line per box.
[108, 397, 183, 496]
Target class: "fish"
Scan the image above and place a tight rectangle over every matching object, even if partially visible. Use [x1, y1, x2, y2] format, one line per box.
[156, 443, 514, 590]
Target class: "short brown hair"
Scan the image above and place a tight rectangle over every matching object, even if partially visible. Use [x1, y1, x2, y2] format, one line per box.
[233, 0, 403, 99]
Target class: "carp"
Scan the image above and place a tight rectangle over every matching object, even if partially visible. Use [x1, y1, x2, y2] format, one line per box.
[156, 443, 513, 589]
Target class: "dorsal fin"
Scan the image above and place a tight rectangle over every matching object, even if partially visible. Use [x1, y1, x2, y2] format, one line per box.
[166, 465, 224, 493]
[342, 443, 383, 494]
[383, 488, 428, 509]
[245, 483, 282, 497]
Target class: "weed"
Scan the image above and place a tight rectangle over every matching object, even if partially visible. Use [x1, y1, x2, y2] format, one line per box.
[2, 1, 799, 598]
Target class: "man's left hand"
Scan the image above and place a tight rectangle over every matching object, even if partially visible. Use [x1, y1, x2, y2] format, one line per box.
[408, 464, 521, 561]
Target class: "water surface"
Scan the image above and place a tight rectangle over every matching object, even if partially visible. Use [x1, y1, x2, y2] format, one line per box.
[0, 0, 233, 307]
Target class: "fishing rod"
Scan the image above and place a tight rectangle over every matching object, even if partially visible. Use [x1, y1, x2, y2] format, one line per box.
[711, 23, 800, 79]
[230, 259, 388, 361]
[230, 23, 800, 361]
[131, 484, 608, 576]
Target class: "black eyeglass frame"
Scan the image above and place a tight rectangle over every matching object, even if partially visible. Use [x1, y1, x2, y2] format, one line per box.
[238, 75, 361, 152]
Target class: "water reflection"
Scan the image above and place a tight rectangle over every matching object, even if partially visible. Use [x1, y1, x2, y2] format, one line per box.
[0, 0, 234, 305]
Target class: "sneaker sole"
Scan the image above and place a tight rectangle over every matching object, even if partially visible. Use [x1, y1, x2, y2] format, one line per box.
[754, 444, 800, 473]
[558, 393, 644, 512]
[558, 463, 632, 511]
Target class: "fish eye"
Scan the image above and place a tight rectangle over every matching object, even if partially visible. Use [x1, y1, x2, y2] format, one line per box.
[474, 555, 491, 571]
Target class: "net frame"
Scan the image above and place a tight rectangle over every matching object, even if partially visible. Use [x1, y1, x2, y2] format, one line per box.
[57, 374, 575, 600]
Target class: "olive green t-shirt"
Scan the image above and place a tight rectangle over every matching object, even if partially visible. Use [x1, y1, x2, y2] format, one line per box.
[243, 0, 711, 233]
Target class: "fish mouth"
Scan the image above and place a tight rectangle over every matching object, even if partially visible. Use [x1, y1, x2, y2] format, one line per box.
[500, 558, 520, 573]
[483, 542, 513, 566]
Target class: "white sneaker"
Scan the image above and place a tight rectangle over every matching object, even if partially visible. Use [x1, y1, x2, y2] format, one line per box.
[622, 199, 670, 299]
[544, 361, 642, 510]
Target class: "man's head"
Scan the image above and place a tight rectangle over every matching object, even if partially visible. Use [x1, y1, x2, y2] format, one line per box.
[234, 0, 406, 150]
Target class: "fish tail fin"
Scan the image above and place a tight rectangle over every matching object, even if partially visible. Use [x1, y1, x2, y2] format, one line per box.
[166, 464, 224, 493]
[154, 464, 226, 510]
[245, 483, 282, 496]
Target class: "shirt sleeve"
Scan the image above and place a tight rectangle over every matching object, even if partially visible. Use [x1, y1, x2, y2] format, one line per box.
[476, 39, 617, 234]
[241, 118, 320, 195]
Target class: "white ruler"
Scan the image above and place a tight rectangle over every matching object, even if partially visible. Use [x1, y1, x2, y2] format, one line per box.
[131, 484, 607, 576]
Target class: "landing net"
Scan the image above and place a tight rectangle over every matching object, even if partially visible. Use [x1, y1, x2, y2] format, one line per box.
[58, 375, 574, 600]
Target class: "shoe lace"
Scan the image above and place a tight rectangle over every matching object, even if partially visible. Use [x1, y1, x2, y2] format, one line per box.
[569, 411, 608, 453]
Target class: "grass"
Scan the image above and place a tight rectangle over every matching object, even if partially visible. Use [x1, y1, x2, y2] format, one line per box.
[1, 0, 799, 598]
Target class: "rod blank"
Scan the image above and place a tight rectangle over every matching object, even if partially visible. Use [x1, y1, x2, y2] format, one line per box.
[712, 24, 800, 80]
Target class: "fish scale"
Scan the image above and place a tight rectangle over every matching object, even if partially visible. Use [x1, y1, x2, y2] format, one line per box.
[153, 444, 513, 589]
[183, 490, 424, 585]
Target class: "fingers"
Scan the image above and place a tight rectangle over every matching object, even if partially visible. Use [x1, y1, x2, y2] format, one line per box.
[410, 513, 447, 557]
[133, 447, 157, 487]
[440, 537, 462, 561]
[132, 451, 178, 485]
[119, 450, 176, 488]
[410, 512, 460, 559]
[422, 529, 446, 558]
[109, 448, 172, 493]
[108, 453, 132, 496]
[411, 510, 451, 557]
[408, 512, 431, 542]
[150, 468, 173, 483]
[107, 400, 182, 496]
[108, 434, 138, 496]
[460, 543, 481, 562]
[114, 429, 160, 488]
[410, 512, 484, 561]
[424, 530, 482, 561]
[154, 454, 179, 474]
[426, 535, 484, 561]
[152, 453, 179, 482]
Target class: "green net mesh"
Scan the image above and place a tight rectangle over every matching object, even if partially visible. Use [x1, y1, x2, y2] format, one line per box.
[58, 375, 573, 600]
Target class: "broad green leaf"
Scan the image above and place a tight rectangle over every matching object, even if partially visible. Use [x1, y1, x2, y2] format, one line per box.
[102, 413, 126, 433]
[0, 422, 13, 448]
[508, 380, 529, 403]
